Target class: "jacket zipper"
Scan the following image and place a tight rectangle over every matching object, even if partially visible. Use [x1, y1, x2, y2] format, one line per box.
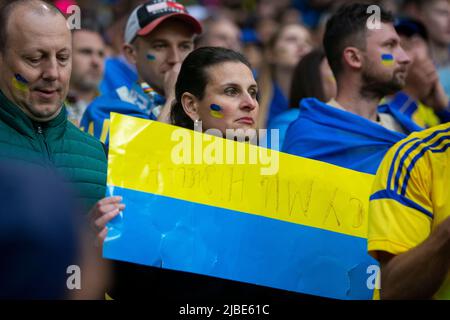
[36, 124, 51, 162]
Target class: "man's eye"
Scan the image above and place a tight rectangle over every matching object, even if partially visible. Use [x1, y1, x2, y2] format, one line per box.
[27, 57, 40, 63]
[180, 44, 193, 50]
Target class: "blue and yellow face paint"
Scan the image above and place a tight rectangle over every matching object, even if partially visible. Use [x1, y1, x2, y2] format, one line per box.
[381, 54, 394, 67]
[210, 104, 224, 119]
[12, 73, 29, 92]
[146, 54, 156, 61]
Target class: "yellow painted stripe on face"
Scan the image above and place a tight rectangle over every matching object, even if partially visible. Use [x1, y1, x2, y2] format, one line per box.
[107, 113, 374, 239]
[12, 77, 28, 92]
[210, 110, 224, 119]
[381, 60, 394, 67]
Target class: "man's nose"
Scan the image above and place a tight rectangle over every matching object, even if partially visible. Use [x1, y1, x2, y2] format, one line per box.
[91, 53, 103, 69]
[167, 46, 181, 65]
[42, 57, 59, 81]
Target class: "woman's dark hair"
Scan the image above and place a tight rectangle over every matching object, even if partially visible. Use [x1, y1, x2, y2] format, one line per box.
[289, 49, 326, 108]
[171, 46, 252, 129]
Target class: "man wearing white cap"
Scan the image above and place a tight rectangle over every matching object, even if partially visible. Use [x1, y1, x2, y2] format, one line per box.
[81, 0, 202, 145]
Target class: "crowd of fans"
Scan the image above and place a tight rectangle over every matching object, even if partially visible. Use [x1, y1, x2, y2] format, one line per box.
[0, 0, 449, 300]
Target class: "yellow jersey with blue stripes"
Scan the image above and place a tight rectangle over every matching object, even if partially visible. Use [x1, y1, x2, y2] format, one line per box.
[368, 122, 450, 300]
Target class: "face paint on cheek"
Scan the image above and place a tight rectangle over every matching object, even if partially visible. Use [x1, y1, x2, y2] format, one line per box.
[381, 53, 394, 67]
[146, 54, 156, 61]
[12, 73, 29, 92]
[210, 104, 224, 119]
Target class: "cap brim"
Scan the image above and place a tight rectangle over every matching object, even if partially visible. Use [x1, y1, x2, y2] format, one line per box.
[137, 13, 202, 38]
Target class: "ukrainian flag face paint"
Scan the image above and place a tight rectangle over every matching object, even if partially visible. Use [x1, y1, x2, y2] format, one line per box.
[12, 73, 29, 92]
[146, 54, 156, 61]
[210, 104, 224, 119]
[381, 53, 394, 67]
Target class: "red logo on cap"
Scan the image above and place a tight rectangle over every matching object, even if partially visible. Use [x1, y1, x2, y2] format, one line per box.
[167, 1, 185, 11]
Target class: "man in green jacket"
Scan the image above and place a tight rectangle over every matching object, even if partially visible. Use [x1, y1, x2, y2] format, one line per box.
[0, 0, 107, 212]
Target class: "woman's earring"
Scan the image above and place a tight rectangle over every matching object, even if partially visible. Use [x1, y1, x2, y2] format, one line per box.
[194, 118, 201, 131]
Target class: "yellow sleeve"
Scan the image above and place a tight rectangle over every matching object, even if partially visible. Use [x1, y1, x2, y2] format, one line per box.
[367, 139, 433, 258]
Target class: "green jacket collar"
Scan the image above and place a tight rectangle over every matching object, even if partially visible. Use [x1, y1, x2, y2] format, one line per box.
[0, 89, 67, 138]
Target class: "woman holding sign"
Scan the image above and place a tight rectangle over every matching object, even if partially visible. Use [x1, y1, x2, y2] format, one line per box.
[90, 47, 263, 300]
[90, 47, 260, 248]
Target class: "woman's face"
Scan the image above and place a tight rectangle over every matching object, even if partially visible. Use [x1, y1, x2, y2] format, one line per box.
[186, 61, 259, 135]
[272, 25, 313, 68]
[320, 58, 337, 101]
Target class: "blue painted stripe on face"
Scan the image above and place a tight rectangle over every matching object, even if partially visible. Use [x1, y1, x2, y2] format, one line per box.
[381, 54, 394, 61]
[210, 104, 222, 111]
[14, 73, 29, 84]
[146, 54, 156, 61]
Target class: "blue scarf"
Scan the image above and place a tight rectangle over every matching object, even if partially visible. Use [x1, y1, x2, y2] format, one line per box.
[282, 98, 422, 174]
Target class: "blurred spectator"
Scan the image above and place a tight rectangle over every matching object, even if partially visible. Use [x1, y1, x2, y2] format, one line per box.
[255, 18, 279, 46]
[0, 161, 81, 299]
[257, 23, 313, 128]
[292, 0, 335, 29]
[241, 28, 264, 78]
[67, 22, 106, 126]
[289, 49, 336, 106]
[279, 7, 303, 25]
[267, 49, 336, 149]
[99, 3, 140, 95]
[0, 161, 110, 299]
[195, 15, 242, 52]
[403, 0, 450, 96]
[81, 0, 202, 145]
[388, 17, 450, 127]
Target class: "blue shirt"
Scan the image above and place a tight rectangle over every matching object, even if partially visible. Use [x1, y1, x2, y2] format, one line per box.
[266, 108, 300, 150]
[100, 56, 138, 96]
[81, 82, 165, 146]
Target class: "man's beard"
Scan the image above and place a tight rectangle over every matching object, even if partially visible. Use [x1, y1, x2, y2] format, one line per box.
[73, 74, 100, 92]
[360, 66, 405, 100]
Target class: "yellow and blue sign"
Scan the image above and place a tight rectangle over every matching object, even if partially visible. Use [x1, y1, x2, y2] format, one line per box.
[104, 113, 378, 300]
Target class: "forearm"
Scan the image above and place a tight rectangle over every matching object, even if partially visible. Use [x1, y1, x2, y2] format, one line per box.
[380, 228, 450, 299]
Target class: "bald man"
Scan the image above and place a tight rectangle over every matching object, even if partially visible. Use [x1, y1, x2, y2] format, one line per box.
[0, 0, 107, 211]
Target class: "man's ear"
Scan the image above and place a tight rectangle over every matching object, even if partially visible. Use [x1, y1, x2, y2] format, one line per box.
[343, 47, 363, 70]
[123, 42, 138, 65]
[181, 92, 200, 121]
